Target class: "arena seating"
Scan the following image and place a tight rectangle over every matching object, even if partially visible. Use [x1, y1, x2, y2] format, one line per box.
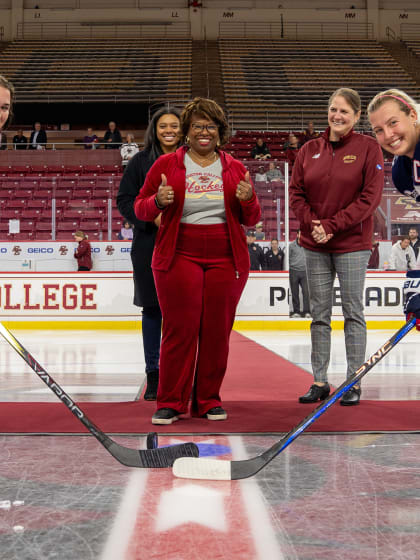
[219, 39, 420, 130]
[1, 38, 192, 102]
[405, 40, 420, 59]
[0, 165, 123, 241]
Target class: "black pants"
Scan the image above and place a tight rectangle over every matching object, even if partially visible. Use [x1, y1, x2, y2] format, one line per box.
[289, 268, 310, 314]
[78, 266, 90, 271]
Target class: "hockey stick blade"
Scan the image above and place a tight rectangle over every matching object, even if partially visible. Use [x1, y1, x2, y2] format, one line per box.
[173, 318, 416, 480]
[0, 322, 198, 468]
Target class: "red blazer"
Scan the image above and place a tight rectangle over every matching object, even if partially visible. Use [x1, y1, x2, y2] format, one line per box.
[289, 128, 384, 253]
[134, 146, 261, 273]
[74, 239, 92, 269]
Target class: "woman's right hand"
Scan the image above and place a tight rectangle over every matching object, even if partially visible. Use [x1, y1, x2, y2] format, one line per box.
[156, 174, 175, 207]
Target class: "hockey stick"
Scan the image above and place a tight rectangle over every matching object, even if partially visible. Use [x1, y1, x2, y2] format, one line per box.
[0, 323, 198, 468]
[173, 317, 416, 480]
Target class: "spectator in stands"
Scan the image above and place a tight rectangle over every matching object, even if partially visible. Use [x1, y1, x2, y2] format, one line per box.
[389, 236, 416, 270]
[103, 121, 122, 149]
[284, 134, 301, 167]
[134, 97, 261, 425]
[120, 133, 139, 167]
[251, 138, 271, 160]
[290, 87, 384, 407]
[118, 220, 134, 241]
[12, 129, 27, 150]
[29, 122, 47, 150]
[265, 238, 284, 270]
[266, 161, 284, 182]
[73, 231, 92, 271]
[255, 222, 265, 240]
[289, 231, 310, 318]
[255, 166, 267, 181]
[0, 129, 7, 150]
[303, 121, 319, 144]
[367, 238, 380, 269]
[0, 75, 13, 151]
[247, 229, 265, 270]
[408, 227, 420, 260]
[283, 133, 301, 150]
[83, 127, 98, 149]
[117, 106, 182, 402]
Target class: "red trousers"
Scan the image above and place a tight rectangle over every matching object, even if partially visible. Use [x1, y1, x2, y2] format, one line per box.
[153, 223, 248, 416]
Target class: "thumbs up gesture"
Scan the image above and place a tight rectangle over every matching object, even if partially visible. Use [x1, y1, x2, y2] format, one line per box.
[156, 174, 175, 207]
[236, 171, 253, 201]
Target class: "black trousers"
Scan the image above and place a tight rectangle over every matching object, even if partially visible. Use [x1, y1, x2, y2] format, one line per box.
[289, 268, 310, 314]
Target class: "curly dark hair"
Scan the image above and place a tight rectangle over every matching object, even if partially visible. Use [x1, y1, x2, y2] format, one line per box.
[180, 97, 230, 147]
[0, 75, 14, 129]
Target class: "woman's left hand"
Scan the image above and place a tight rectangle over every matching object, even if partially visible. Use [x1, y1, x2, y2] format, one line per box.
[311, 220, 333, 244]
[236, 172, 253, 201]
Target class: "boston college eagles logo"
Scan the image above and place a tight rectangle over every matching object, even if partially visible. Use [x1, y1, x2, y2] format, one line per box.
[12, 245, 21, 255]
[106, 245, 115, 255]
[59, 245, 68, 256]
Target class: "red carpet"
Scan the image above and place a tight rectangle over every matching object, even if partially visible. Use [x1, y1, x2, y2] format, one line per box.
[1, 332, 419, 434]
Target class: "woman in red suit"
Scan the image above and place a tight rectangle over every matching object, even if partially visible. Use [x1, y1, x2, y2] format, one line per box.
[134, 97, 261, 425]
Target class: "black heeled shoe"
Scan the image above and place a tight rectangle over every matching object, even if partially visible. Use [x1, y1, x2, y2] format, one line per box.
[340, 386, 361, 406]
[299, 383, 330, 403]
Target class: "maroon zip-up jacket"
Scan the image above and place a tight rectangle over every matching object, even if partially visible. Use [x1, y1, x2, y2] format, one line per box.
[134, 146, 261, 273]
[74, 239, 92, 269]
[290, 127, 384, 253]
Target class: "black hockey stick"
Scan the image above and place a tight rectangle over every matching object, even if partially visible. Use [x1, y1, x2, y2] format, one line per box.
[173, 317, 416, 480]
[0, 323, 198, 468]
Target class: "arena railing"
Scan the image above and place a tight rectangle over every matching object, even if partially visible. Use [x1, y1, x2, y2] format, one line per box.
[16, 21, 191, 40]
[218, 21, 374, 40]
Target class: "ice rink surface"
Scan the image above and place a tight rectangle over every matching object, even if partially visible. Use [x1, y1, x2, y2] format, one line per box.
[0, 327, 419, 559]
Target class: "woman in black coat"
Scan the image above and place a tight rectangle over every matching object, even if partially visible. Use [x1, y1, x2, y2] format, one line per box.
[117, 107, 181, 400]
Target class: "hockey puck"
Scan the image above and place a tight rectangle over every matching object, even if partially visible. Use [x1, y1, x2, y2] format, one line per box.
[146, 432, 158, 449]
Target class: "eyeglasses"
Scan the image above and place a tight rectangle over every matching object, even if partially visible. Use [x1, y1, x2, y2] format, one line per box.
[191, 123, 218, 133]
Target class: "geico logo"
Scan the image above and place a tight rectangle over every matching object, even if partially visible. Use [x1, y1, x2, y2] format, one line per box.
[121, 247, 131, 253]
[28, 247, 54, 254]
[0, 248, 7, 253]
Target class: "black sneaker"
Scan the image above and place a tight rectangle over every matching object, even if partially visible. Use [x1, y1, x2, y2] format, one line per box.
[299, 383, 330, 403]
[151, 408, 179, 425]
[203, 406, 227, 420]
[143, 370, 159, 401]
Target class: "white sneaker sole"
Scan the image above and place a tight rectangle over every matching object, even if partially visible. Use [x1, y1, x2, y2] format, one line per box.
[206, 413, 227, 421]
[151, 415, 179, 425]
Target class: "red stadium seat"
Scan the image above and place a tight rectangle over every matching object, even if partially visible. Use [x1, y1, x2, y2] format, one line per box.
[57, 221, 79, 232]
[35, 222, 54, 232]
[21, 209, 41, 220]
[35, 232, 53, 240]
[33, 189, 52, 199]
[82, 165, 102, 175]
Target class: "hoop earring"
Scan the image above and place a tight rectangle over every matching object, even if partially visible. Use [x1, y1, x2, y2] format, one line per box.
[217, 140, 221, 147]
[185, 136, 190, 144]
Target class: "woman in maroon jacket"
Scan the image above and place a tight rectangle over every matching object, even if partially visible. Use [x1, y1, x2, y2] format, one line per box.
[73, 231, 92, 271]
[134, 97, 261, 425]
[290, 88, 384, 406]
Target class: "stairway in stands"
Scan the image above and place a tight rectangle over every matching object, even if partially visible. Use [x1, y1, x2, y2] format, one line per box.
[191, 40, 225, 108]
